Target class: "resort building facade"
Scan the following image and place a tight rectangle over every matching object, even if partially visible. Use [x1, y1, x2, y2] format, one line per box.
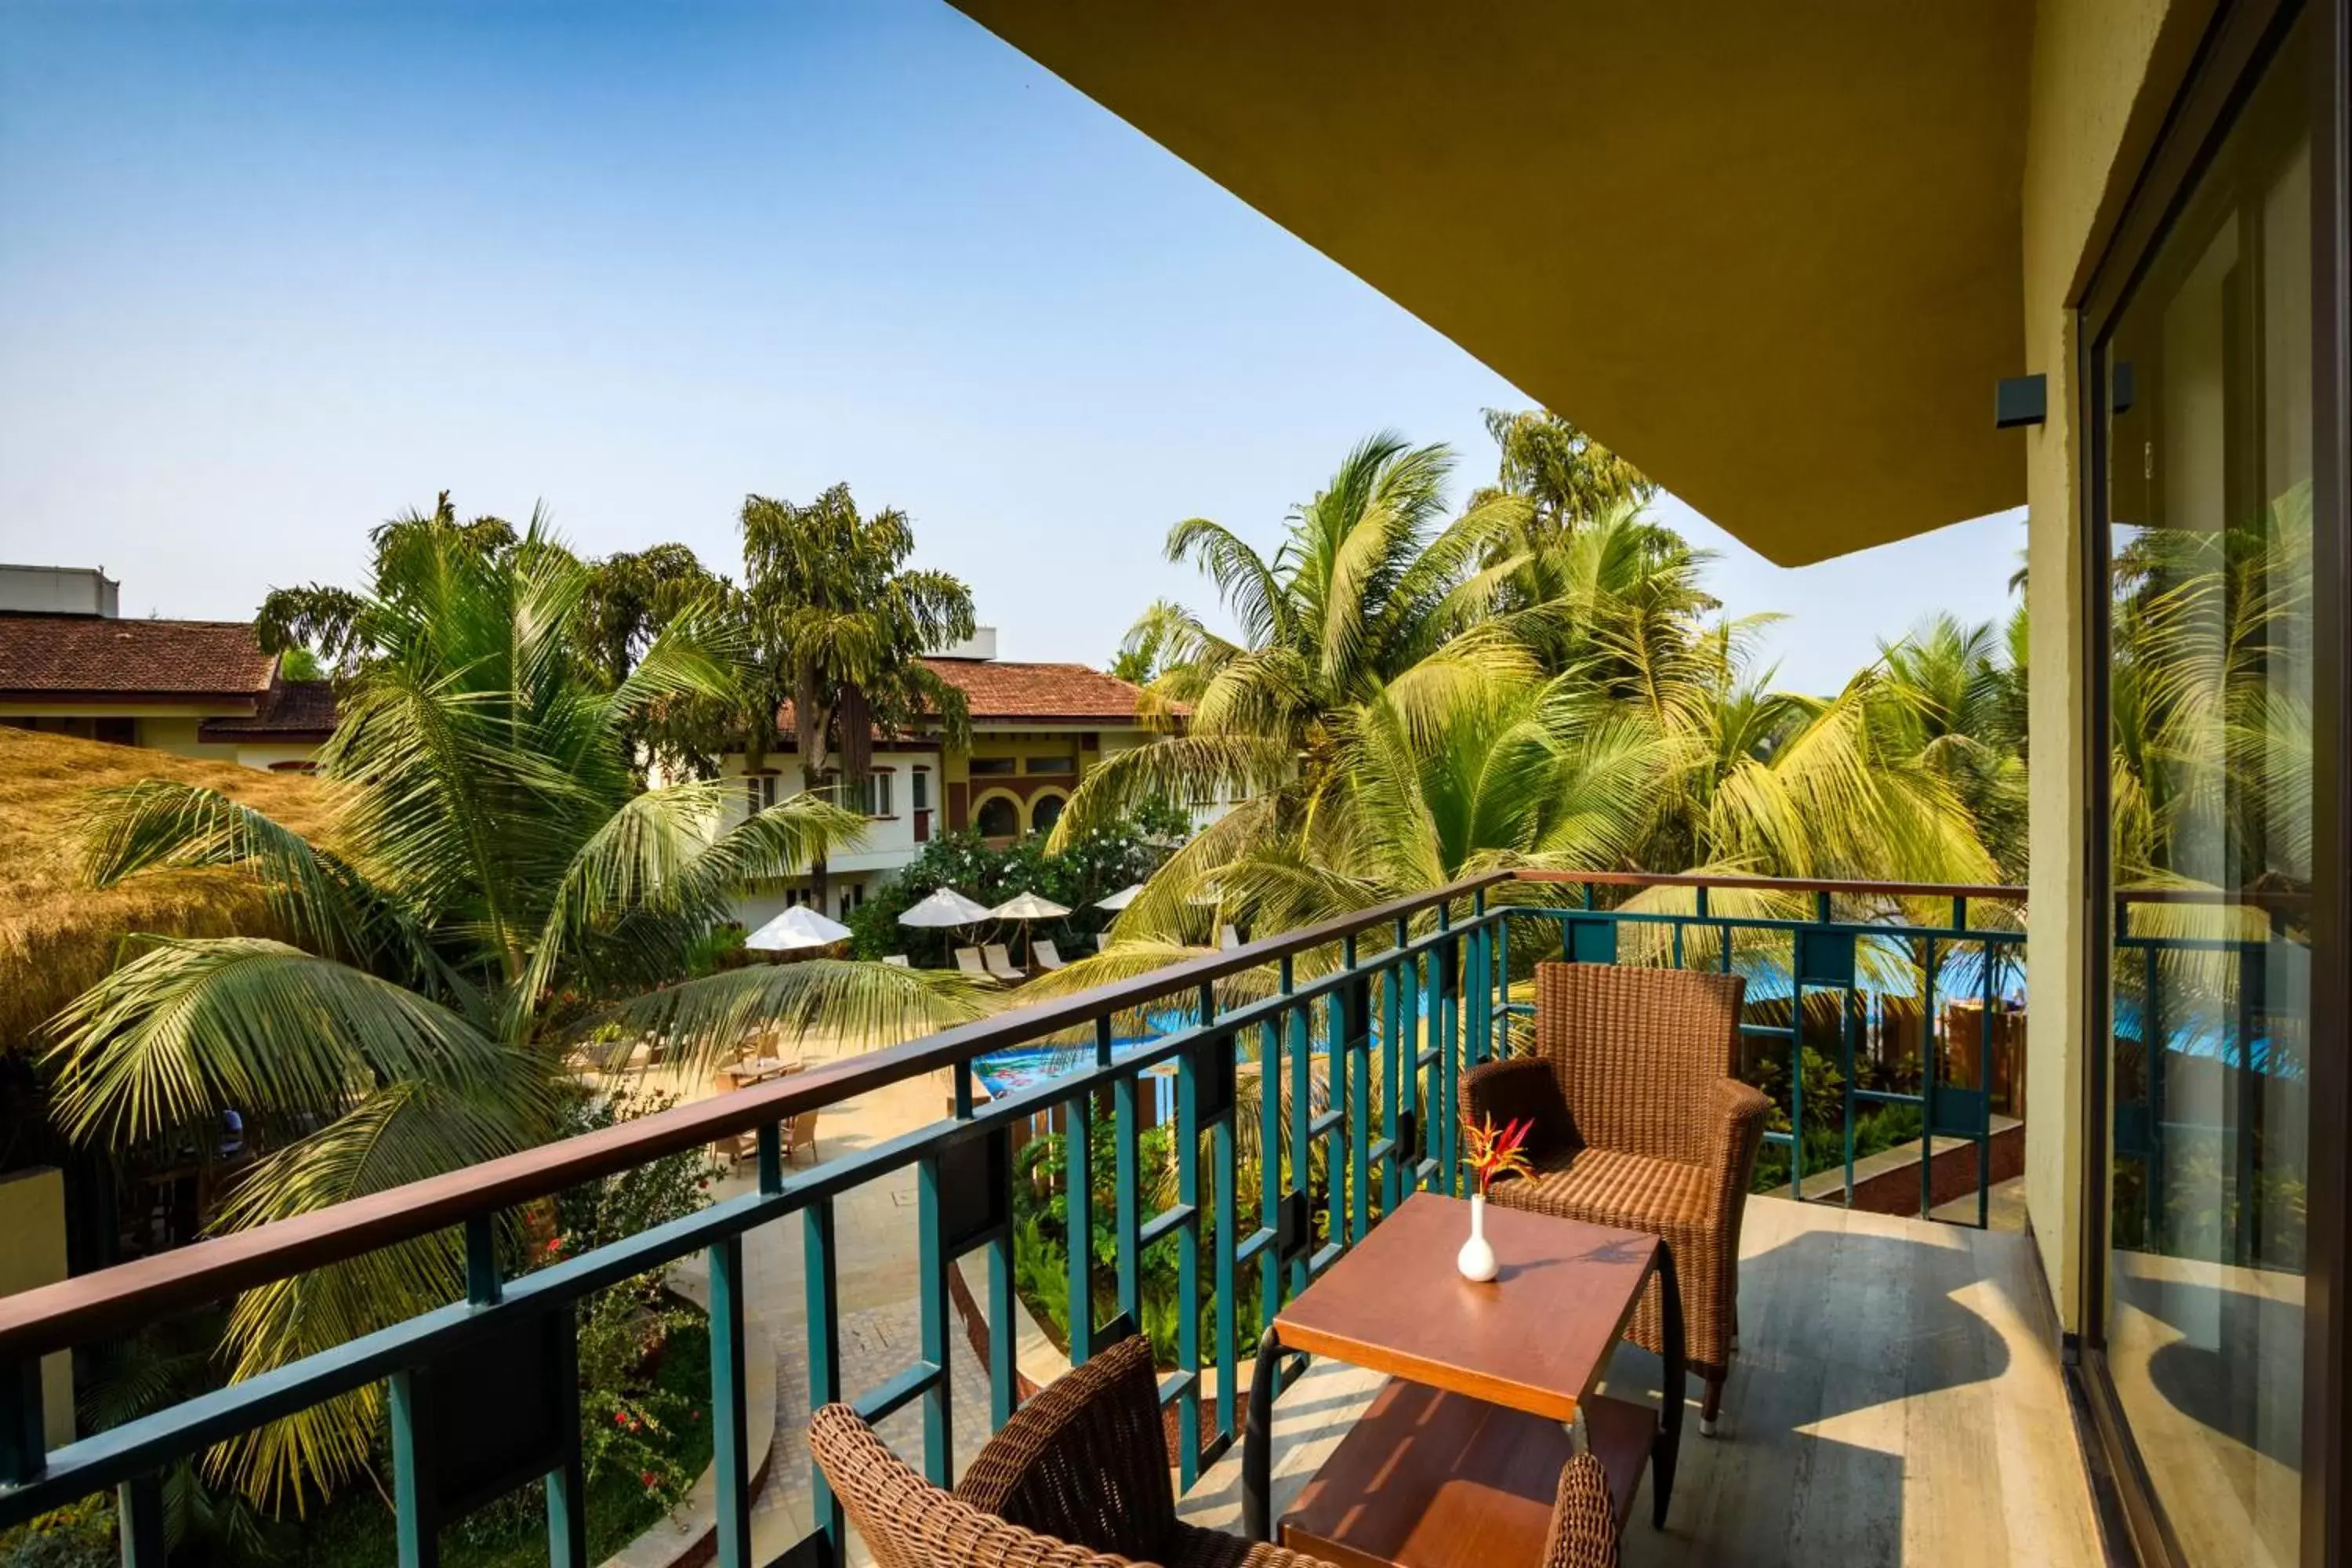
[716, 628, 1167, 927]
[0, 565, 332, 771]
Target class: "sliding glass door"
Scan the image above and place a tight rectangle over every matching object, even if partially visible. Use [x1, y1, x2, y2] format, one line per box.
[2089, 8, 2328, 1564]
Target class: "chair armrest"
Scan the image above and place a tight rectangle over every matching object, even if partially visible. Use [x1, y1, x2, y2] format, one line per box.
[1460, 1058, 1571, 1158]
[1703, 1076, 1772, 1210]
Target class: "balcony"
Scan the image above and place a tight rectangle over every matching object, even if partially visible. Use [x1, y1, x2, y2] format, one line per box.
[0, 869, 2096, 1567]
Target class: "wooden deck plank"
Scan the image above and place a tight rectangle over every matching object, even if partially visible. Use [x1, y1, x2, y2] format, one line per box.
[1179, 1196, 2103, 1568]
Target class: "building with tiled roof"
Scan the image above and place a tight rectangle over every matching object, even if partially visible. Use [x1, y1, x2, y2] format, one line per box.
[722, 626, 1181, 929]
[921, 656, 1158, 725]
[0, 565, 335, 771]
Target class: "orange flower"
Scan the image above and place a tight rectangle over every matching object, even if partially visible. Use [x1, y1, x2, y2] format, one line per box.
[1461, 1112, 1533, 1198]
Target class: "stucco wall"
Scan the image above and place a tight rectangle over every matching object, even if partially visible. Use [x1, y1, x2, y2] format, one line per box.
[717, 748, 934, 875]
[0, 1168, 75, 1450]
[2018, 0, 2214, 1331]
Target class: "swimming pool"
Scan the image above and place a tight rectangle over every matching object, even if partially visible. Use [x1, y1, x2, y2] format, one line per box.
[973, 1008, 1197, 1110]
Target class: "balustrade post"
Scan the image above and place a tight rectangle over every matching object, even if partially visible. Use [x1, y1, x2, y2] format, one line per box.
[548, 1303, 587, 1568]
[803, 1197, 844, 1549]
[1175, 1022, 1203, 1486]
[0, 1360, 41, 1488]
[115, 1472, 164, 1568]
[916, 1156, 953, 1487]
[710, 1236, 751, 1568]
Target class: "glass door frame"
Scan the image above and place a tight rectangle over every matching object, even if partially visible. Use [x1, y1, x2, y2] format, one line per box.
[2074, 1, 2352, 1563]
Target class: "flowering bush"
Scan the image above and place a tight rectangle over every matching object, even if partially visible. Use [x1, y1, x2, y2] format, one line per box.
[845, 804, 1189, 965]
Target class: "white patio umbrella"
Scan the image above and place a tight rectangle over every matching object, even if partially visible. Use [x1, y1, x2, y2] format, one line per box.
[989, 890, 1073, 964]
[898, 887, 993, 927]
[1094, 883, 1145, 912]
[743, 906, 854, 953]
[990, 891, 1073, 921]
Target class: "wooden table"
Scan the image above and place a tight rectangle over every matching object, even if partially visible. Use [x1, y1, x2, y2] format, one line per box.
[1241, 1192, 1684, 1565]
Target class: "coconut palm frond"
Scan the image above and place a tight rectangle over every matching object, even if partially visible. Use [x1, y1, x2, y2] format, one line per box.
[72, 779, 447, 985]
[1047, 734, 1293, 851]
[585, 957, 989, 1075]
[206, 1076, 542, 1513]
[45, 938, 525, 1146]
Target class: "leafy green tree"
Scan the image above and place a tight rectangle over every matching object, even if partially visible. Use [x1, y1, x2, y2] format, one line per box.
[254, 492, 517, 674]
[1473, 407, 1657, 543]
[50, 514, 982, 1511]
[575, 543, 735, 779]
[737, 486, 978, 902]
[1877, 612, 2030, 880]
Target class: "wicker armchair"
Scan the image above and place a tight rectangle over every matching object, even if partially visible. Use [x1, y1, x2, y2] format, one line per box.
[810, 1334, 1628, 1567]
[1463, 961, 1771, 1435]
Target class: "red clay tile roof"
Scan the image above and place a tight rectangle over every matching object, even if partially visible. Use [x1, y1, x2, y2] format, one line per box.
[921, 659, 1154, 723]
[0, 615, 277, 699]
[198, 679, 339, 740]
[774, 660, 1159, 741]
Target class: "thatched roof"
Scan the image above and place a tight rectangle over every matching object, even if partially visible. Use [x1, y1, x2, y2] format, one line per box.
[0, 729, 340, 1051]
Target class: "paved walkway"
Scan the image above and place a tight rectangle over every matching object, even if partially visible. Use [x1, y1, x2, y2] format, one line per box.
[619, 1042, 996, 1564]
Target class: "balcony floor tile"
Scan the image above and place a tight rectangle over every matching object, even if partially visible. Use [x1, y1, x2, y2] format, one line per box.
[1180, 1196, 2102, 1567]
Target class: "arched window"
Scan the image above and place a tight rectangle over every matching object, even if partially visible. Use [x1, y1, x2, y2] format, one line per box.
[1029, 792, 1066, 837]
[975, 795, 1019, 839]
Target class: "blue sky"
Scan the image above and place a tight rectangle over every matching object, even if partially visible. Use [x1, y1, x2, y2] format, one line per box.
[0, 0, 2023, 695]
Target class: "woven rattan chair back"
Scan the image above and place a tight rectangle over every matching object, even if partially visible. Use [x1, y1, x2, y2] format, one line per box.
[808, 1403, 1115, 1568]
[954, 1334, 1176, 1560]
[1534, 962, 1745, 1163]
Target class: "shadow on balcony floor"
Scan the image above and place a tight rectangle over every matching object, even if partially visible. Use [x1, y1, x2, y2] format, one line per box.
[1180, 1196, 2103, 1567]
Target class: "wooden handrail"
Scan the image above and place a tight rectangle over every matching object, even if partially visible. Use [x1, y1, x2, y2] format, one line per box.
[0, 863, 2038, 1364]
[1509, 869, 2028, 902]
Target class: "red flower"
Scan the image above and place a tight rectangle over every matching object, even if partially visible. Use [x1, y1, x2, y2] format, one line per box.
[641, 1471, 659, 1490]
[545, 1236, 568, 1257]
[1461, 1113, 1534, 1198]
[613, 1410, 629, 1427]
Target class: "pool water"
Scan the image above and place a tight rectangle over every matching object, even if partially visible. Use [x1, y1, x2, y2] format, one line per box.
[974, 1008, 1198, 1112]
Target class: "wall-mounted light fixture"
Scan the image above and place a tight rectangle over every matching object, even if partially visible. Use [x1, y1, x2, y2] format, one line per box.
[1995, 374, 2048, 430]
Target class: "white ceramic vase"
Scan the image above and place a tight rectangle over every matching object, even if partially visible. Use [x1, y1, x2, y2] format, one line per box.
[1457, 1192, 1498, 1282]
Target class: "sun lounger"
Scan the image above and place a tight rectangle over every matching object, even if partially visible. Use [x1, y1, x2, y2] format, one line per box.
[1221, 924, 1243, 951]
[982, 943, 1025, 983]
[1033, 938, 1067, 971]
[955, 946, 989, 978]
[884, 953, 911, 967]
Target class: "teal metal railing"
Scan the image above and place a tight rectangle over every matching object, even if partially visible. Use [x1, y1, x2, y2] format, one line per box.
[0, 868, 2027, 1567]
[1510, 871, 2029, 1228]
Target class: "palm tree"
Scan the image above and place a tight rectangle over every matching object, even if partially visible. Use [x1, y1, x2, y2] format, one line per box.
[738, 485, 978, 903]
[47, 514, 982, 1511]
[1053, 433, 1531, 882]
[1054, 424, 2006, 951]
[1877, 613, 2030, 880]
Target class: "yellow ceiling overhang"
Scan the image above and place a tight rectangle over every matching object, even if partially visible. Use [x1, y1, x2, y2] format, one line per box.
[953, 2, 2032, 566]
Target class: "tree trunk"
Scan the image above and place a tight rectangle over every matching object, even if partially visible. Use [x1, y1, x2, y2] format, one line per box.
[803, 751, 830, 911]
